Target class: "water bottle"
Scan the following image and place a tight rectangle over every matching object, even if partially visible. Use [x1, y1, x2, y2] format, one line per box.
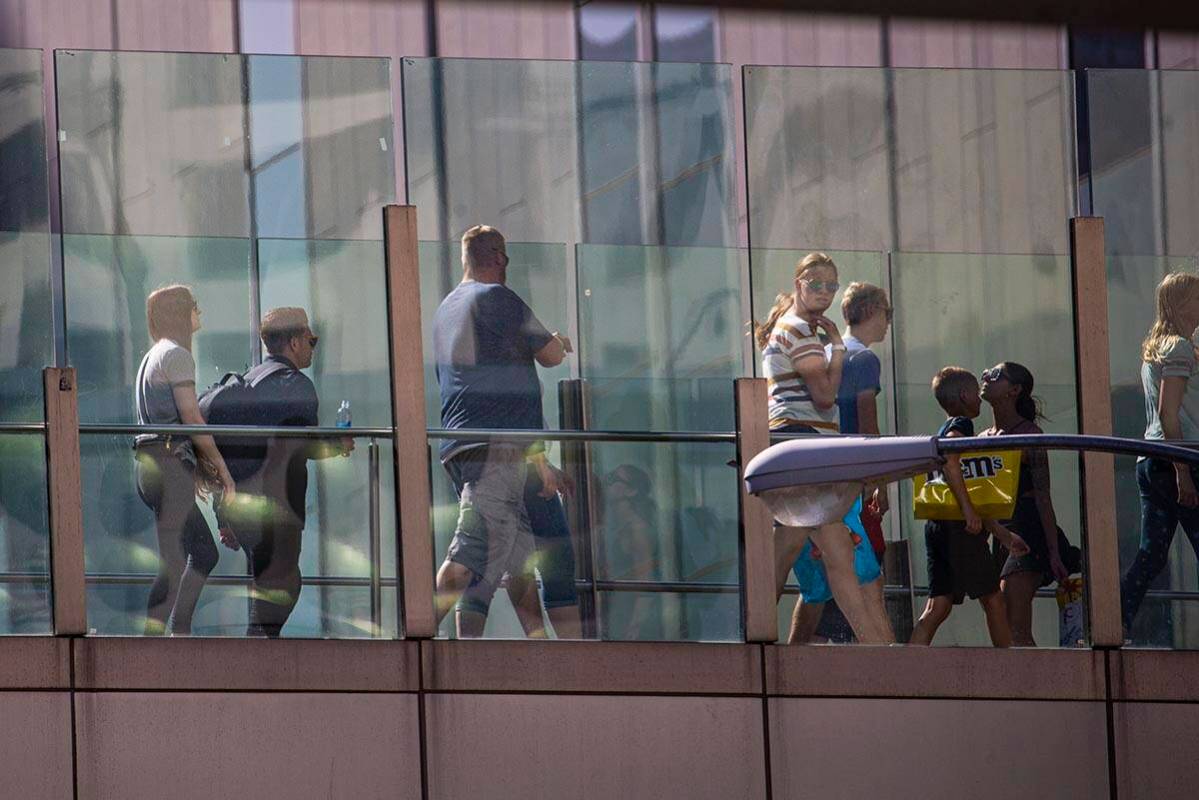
[336, 400, 352, 429]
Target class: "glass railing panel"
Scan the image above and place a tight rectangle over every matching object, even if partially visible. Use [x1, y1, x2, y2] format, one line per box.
[576, 244, 745, 432]
[426, 434, 740, 641]
[892, 251, 1082, 647]
[400, 57, 737, 248]
[743, 66, 1077, 255]
[1, 48, 52, 423]
[81, 430, 396, 638]
[1088, 68, 1199, 648]
[0, 434, 51, 634]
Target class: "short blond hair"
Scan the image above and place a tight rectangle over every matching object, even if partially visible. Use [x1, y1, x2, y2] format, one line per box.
[841, 282, 890, 326]
[146, 284, 195, 348]
[261, 307, 310, 355]
[931, 367, 977, 413]
[461, 225, 505, 271]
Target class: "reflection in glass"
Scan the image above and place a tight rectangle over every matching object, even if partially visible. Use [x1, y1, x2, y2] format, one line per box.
[81, 432, 395, 637]
[743, 66, 1076, 254]
[0, 48, 52, 421]
[0, 434, 51, 634]
[577, 245, 744, 433]
[427, 439, 740, 641]
[401, 57, 736, 249]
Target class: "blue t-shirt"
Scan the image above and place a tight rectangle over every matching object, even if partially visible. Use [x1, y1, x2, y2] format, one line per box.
[938, 416, 974, 438]
[826, 335, 881, 434]
[433, 281, 554, 462]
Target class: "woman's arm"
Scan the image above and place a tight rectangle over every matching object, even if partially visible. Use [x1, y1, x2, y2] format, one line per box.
[173, 383, 236, 497]
[1159, 375, 1198, 506]
[794, 350, 844, 410]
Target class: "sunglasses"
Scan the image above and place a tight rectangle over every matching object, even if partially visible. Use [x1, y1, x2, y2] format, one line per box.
[307, 335, 319, 348]
[980, 367, 1009, 384]
[800, 279, 840, 294]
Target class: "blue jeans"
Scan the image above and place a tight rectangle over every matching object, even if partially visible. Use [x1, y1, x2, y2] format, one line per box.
[1120, 459, 1199, 631]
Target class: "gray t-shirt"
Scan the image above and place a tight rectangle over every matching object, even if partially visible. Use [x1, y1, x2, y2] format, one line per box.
[135, 339, 197, 460]
[1143, 336, 1199, 442]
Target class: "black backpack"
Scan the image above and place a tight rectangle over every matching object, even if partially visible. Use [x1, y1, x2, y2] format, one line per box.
[198, 360, 293, 482]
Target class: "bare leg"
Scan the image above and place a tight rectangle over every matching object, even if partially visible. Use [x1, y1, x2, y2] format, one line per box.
[774, 526, 812, 601]
[863, 576, 893, 644]
[1002, 570, 1043, 646]
[909, 595, 952, 645]
[507, 573, 547, 638]
[811, 523, 891, 644]
[456, 608, 487, 638]
[434, 560, 474, 628]
[787, 600, 824, 644]
[979, 590, 1011, 648]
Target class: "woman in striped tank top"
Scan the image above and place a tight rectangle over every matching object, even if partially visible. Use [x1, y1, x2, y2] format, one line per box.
[753, 253, 894, 644]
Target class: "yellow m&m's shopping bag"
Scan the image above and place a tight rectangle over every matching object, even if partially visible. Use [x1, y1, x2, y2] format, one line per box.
[912, 450, 1021, 521]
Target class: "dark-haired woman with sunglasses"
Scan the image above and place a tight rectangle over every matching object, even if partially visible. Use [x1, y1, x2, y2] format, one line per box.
[980, 361, 1081, 646]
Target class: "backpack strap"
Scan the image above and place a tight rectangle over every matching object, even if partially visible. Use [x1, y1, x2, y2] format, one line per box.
[244, 359, 294, 388]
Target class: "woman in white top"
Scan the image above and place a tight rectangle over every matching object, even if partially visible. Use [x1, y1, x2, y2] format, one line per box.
[753, 252, 894, 644]
[134, 284, 236, 635]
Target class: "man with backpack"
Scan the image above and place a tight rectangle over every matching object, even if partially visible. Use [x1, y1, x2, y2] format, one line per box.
[208, 307, 351, 636]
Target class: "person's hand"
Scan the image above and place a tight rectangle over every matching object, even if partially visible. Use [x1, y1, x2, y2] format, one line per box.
[534, 458, 560, 498]
[1005, 532, 1031, 558]
[340, 436, 356, 457]
[220, 472, 236, 502]
[1178, 468, 1199, 508]
[553, 332, 574, 354]
[963, 507, 982, 535]
[1049, 552, 1070, 583]
[871, 487, 889, 515]
[812, 315, 843, 347]
[218, 526, 240, 550]
[549, 463, 575, 497]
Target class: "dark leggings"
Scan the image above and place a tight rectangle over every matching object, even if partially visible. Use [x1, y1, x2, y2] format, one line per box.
[238, 520, 303, 637]
[1121, 459, 1199, 631]
[135, 445, 219, 635]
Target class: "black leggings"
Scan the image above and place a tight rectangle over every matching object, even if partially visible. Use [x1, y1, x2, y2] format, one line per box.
[237, 519, 303, 637]
[135, 445, 219, 635]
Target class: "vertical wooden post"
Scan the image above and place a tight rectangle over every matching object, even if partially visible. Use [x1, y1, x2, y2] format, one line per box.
[1071, 216, 1122, 647]
[43, 367, 86, 635]
[384, 205, 436, 638]
[735, 378, 777, 643]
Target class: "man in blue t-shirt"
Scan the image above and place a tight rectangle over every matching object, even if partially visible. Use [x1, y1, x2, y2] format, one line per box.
[432, 225, 571, 637]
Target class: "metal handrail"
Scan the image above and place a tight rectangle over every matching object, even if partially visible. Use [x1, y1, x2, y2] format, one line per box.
[0, 422, 47, 434]
[79, 423, 393, 438]
[426, 427, 736, 444]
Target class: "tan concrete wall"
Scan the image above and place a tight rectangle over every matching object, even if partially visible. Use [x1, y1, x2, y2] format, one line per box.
[0, 692, 73, 800]
[74, 691, 422, 800]
[1114, 702, 1199, 800]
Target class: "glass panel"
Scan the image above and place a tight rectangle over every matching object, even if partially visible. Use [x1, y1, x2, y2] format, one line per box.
[55, 50, 394, 240]
[578, 2, 641, 62]
[401, 57, 736, 248]
[0, 48, 52, 421]
[427, 439, 740, 641]
[81, 432, 396, 638]
[0, 434, 51, 634]
[892, 251, 1083, 647]
[577, 244, 744, 432]
[743, 66, 1077, 254]
[1088, 70, 1199, 649]
[258, 239, 394, 428]
[653, 5, 717, 63]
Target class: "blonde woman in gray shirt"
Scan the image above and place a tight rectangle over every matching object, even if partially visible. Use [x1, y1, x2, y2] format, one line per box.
[134, 285, 236, 635]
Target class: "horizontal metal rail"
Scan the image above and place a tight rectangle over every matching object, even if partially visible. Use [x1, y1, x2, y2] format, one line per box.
[1, 571, 1196, 604]
[426, 427, 735, 444]
[0, 422, 47, 434]
[940, 434, 1199, 464]
[79, 423, 393, 438]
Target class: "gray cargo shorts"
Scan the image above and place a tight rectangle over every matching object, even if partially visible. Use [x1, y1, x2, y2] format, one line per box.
[444, 445, 534, 616]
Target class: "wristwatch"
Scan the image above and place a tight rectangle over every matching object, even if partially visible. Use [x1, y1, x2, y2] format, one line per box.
[829, 344, 847, 352]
